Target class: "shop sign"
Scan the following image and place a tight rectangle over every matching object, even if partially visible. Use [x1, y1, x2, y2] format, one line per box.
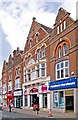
[41, 86, 47, 92]
[7, 92, 14, 99]
[30, 88, 38, 93]
[14, 90, 22, 96]
[49, 77, 77, 91]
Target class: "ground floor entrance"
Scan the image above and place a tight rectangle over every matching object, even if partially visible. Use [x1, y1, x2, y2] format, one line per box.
[14, 96, 23, 108]
[30, 94, 39, 107]
[51, 89, 74, 113]
[65, 96, 74, 111]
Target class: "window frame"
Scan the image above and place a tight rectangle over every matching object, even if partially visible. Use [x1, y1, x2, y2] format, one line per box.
[56, 60, 69, 80]
[37, 49, 41, 60]
[63, 43, 67, 56]
[42, 46, 45, 58]
[58, 46, 62, 58]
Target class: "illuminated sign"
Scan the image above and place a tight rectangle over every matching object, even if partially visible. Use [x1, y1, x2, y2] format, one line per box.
[49, 77, 78, 91]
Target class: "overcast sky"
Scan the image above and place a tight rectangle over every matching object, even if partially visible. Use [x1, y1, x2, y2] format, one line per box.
[0, 0, 77, 79]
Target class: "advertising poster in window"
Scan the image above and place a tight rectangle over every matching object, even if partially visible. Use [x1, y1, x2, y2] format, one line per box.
[54, 92, 58, 102]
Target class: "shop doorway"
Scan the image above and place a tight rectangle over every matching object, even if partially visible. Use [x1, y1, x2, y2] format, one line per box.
[30, 94, 39, 107]
[65, 96, 74, 112]
[16, 97, 20, 108]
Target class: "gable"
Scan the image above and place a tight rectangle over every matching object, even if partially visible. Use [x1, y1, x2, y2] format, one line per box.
[24, 17, 52, 52]
[55, 7, 70, 24]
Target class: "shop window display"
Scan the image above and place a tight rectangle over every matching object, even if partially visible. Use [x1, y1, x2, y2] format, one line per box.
[53, 91, 64, 108]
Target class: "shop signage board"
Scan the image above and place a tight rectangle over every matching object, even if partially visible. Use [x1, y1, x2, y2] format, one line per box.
[7, 92, 14, 99]
[14, 90, 22, 96]
[49, 77, 78, 91]
[30, 88, 38, 93]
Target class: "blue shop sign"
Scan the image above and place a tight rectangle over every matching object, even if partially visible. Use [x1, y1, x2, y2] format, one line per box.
[49, 77, 78, 91]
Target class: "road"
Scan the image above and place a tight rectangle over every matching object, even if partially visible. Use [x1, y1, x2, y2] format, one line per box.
[1, 110, 56, 120]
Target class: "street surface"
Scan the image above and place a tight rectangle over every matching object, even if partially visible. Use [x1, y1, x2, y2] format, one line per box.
[2, 110, 56, 120]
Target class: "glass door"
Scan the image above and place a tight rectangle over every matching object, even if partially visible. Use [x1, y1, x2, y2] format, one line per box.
[65, 96, 74, 111]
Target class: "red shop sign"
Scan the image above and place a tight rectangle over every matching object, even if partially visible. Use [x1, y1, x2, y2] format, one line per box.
[30, 88, 38, 93]
[41, 86, 47, 91]
[7, 92, 14, 99]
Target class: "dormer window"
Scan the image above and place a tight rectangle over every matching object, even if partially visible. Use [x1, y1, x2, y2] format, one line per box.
[57, 20, 66, 34]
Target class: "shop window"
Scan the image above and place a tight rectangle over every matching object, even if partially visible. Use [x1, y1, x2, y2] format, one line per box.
[59, 91, 64, 108]
[43, 93, 47, 108]
[53, 91, 64, 108]
[56, 60, 69, 80]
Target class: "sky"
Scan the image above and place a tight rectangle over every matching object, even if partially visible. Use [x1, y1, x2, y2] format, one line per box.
[0, 0, 77, 79]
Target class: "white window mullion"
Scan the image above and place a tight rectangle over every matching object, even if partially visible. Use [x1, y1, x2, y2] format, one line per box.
[60, 23, 62, 32]
[64, 61, 65, 78]
[64, 20, 66, 30]
[57, 26, 59, 34]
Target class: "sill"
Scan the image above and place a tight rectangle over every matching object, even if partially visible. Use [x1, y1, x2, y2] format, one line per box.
[56, 77, 69, 80]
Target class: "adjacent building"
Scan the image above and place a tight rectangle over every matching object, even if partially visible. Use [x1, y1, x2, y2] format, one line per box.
[2, 7, 78, 114]
[22, 17, 52, 110]
[49, 8, 78, 113]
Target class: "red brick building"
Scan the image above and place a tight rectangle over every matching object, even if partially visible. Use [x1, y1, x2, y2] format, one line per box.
[22, 17, 52, 109]
[2, 48, 23, 107]
[49, 8, 78, 113]
[2, 7, 78, 113]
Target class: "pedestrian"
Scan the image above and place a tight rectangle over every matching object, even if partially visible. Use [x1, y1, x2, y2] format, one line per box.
[8, 100, 12, 112]
[9, 104, 12, 112]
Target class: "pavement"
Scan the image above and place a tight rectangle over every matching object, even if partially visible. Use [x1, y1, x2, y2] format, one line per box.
[3, 106, 76, 119]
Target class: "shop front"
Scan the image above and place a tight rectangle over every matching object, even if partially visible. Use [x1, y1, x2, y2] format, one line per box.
[49, 77, 78, 113]
[30, 88, 39, 107]
[6, 91, 14, 106]
[14, 89, 23, 108]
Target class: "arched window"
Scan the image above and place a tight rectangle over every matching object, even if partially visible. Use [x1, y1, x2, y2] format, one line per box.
[63, 43, 66, 56]
[58, 46, 62, 58]
[42, 46, 45, 57]
[37, 49, 40, 60]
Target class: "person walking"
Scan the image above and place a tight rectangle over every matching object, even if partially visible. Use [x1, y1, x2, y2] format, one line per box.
[8, 100, 12, 112]
[9, 104, 11, 112]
